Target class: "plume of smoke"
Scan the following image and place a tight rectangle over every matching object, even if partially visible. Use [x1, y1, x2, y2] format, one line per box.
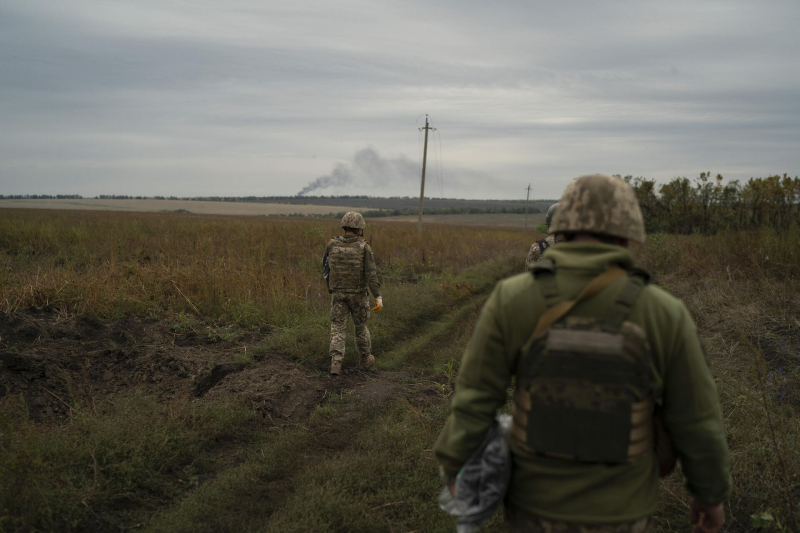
[297, 147, 418, 196]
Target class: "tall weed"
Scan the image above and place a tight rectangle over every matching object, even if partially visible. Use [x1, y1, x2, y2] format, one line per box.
[0, 394, 258, 531]
[0, 210, 536, 326]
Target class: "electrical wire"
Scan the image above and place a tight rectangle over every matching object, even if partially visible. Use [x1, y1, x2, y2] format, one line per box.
[435, 128, 444, 198]
[431, 128, 441, 198]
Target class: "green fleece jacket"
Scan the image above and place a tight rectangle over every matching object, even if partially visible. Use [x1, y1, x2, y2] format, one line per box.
[434, 242, 730, 523]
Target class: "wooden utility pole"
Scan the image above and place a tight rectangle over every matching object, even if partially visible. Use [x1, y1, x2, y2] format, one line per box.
[418, 115, 433, 235]
[524, 184, 532, 229]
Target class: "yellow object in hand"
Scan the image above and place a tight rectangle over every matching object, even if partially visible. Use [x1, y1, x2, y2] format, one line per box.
[372, 296, 383, 313]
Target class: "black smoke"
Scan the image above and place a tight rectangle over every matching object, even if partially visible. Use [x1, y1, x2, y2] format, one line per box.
[297, 147, 418, 196]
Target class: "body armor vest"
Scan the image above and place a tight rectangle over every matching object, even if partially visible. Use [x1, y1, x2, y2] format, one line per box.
[327, 237, 367, 293]
[511, 260, 654, 464]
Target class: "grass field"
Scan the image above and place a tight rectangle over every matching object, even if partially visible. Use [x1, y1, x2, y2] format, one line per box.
[1, 208, 798, 532]
[381, 212, 546, 228]
[0, 199, 373, 216]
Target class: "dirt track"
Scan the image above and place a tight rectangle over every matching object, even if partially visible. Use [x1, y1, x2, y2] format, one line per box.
[0, 308, 442, 425]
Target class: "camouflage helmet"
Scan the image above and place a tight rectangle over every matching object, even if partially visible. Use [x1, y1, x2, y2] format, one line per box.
[544, 203, 559, 226]
[549, 174, 646, 243]
[341, 211, 366, 230]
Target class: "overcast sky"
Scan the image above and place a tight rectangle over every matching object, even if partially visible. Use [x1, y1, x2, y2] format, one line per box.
[1, 0, 798, 199]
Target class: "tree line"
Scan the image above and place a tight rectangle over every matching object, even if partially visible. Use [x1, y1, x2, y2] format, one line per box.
[0, 195, 83, 200]
[620, 173, 800, 235]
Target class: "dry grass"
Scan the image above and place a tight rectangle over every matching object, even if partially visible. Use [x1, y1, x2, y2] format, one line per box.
[636, 228, 800, 531]
[380, 212, 547, 228]
[0, 209, 538, 326]
[2, 208, 798, 531]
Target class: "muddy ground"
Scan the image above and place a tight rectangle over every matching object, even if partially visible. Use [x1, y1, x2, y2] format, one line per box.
[0, 308, 442, 426]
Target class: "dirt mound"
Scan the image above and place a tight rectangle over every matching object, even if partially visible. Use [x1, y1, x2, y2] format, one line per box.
[0, 309, 263, 420]
[203, 356, 327, 422]
[0, 310, 445, 425]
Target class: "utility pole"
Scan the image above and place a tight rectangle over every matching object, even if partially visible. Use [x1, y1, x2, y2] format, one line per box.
[524, 184, 532, 229]
[418, 115, 434, 235]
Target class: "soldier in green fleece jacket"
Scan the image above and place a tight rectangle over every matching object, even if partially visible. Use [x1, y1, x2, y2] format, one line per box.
[434, 174, 731, 533]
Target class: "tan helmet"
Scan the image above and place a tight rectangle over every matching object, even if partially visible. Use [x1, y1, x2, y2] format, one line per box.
[544, 203, 559, 226]
[341, 211, 366, 230]
[549, 174, 646, 243]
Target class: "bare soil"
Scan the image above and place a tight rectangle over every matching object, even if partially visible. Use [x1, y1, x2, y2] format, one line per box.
[0, 309, 442, 425]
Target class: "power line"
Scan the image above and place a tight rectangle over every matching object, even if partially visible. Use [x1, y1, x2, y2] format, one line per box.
[434, 128, 444, 198]
[417, 115, 435, 235]
[418, 127, 423, 178]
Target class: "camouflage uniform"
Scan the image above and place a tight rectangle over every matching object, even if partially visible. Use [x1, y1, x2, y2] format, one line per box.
[435, 176, 730, 531]
[329, 291, 372, 366]
[525, 234, 564, 270]
[525, 203, 563, 270]
[324, 212, 381, 371]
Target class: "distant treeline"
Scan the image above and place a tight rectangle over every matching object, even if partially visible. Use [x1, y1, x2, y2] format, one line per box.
[622, 173, 800, 235]
[97, 195, 182, 200]
[94, 195, 552, 212]
[0, 195, 83, 199]
[90, 195, 533, 203]
[1, 194, 554, 213]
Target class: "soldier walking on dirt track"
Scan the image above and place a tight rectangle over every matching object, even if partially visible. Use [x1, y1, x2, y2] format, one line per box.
[435, 174, 731, 532]
[323, 212, 382, 376]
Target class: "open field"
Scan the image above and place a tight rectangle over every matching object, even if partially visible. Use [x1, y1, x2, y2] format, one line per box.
[382, 212, 547, 228]
[248, 196, 554, 212]
[1, 209, 798, 532]
[0, 199, 373, 216]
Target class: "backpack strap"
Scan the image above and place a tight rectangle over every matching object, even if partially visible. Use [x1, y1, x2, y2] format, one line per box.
[532, 267, 627, 336]
[537, 239, 550, 252]
[602, 269, 651, 330]
[530, 259, 560, 309]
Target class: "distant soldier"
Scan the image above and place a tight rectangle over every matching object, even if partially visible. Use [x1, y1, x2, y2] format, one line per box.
[525, 203, 563, 270]
[323, 212, 382, 375]
[435, 175, 730, 533]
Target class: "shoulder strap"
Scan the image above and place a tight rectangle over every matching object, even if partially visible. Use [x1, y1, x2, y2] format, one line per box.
[602, 269, 650, 330]
[532, 267, 627, 336]
[530, 259, 560, 309]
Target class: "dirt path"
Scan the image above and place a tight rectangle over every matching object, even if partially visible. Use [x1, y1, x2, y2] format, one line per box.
[0, 282, 484, 532]
[0, 310, 446, 426]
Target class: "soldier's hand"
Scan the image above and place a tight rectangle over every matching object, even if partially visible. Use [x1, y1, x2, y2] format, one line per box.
[690, 499, 725, 533]
[372, 297, 383, 313]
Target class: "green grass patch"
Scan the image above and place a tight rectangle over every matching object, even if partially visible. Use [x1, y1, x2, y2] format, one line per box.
[264, 401, 472, 533]
[377, 292, 484, 374]
[0, 394, 260, 532]
[144, 428, 312, 533]
[266, 255, 520, 370]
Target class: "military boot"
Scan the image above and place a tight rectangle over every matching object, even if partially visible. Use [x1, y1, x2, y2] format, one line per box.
[330, 360, 342, 375]
[360, 355, 375, 369]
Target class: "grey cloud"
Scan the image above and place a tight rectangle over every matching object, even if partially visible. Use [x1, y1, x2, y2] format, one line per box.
[1, 0, 798, 199]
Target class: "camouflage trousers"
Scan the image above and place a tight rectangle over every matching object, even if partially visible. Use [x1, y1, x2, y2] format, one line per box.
[329, 291, 372, 364]
[505, 506, 651, 533]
